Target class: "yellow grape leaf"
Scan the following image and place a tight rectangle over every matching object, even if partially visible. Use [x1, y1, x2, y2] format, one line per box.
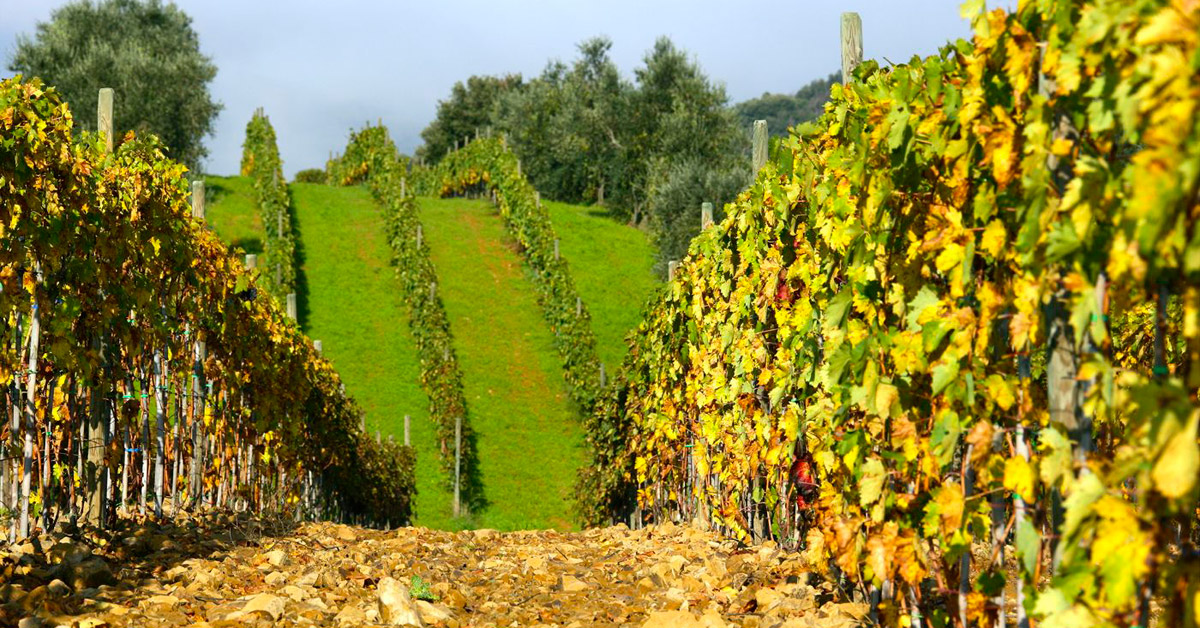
[875, 383, 899, 419]
[985, 374, 1015, 410]
[1004, 456, 1036, 502]
[935, 242, 965, 273]
[860, 457, 886, 507]
[936, 483, 964, 536]
[980, 220, 1006, 257]
[1151, 411, 1199, 499]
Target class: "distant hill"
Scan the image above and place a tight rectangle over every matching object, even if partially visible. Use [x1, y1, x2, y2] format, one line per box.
[733, 72, 838, 136]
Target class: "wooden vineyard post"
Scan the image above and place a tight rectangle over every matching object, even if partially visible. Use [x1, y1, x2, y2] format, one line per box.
[314, 340, 322, 355]
[404, 415, 410, 447]
[190, 181, 207, 509]
[89, 87, 116, 528]
[1038, 46, 1085, 574]
[98, 87, 114, 153]
[276, 212, 284, 288]
[453, 416, 462, 517]
[416, 225, 423, 249]
[287, 293, 297, 320]
[600, 363, 607, 388]
[153, 349, 167, 519]
[19, 265, 42, 538]
[668, 261, 679, 281]
[701, 202, 713, 230]
[576, 297, 582, 318]
[245, 254, 258, 271]
[841, 12, 863, 84]
[752, 120, 768, 177]
[554, 239, 560, 261]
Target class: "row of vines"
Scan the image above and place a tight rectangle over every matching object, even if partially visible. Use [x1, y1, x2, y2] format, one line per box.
[326, 125, 482, 511]
[585, 1, 1199, 626]
[0, 78, 415, 537]
[415, 136, 607, 415]
[239, 109, 296, 298]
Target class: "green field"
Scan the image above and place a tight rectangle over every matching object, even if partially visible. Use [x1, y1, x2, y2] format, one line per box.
[417, 197, 586, 530]
[203, 176, 656, 530]
[543, 200, 659, 371]
[203, 175, 264, 256]
[288, 183, 456, 528]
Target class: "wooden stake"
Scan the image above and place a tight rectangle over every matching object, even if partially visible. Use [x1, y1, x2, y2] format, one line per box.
[701, 202, 713, 229]
[841, 12, 863, 84]
[287, 293, 297, 320]
[192, 180, 206, 220]
[245, 254, 257, 270]
[668, 261, 679, 281]
[554, 238, 560, 260]
[453, 417, 462, 517]
[98, 88, 114, 153]
[404, 415, 410, 447]
[752, 120, 768, 176]
[576, 297, 582, 318]
[313, 340, 323, 355]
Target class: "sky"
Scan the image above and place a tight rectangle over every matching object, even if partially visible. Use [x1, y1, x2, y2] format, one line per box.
[0, 0, 1013, 178]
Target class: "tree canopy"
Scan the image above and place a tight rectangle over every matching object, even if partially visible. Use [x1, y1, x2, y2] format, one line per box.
[8, 0, 222, 172]
[420, 36, 752, 275]
[732, 72, 838, 137]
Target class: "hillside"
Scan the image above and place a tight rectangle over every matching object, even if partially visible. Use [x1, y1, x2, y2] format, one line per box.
[202, 177, 445, 526]
[543, 200, 659, 373]
[416, 197, 586, 530]
[203, 176, 657, 530]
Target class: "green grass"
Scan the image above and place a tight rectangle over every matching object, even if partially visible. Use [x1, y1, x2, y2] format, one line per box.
[202, 177, 654, 531]
[418, 197, 587, 531]
[543, 201, 660, 371]
[289, 183, 455, 528]
[203, 176, 265, 256]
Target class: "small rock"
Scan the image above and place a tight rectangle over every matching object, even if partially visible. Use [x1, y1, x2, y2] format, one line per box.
[242, 592, 287, 621]
[559, 575, 589, 593]
[265, 549, 290, 567]
[642, 609, 726, 628]
[265, 570, 288, 586]
[334, 604, 368, 626]
[46, 579, 70, 597]
[69, 558, 116, 590]
[415, 599, 453, 624]
[46, 542, 91, 566]
[377, 576, 423, 626]
[17, 616, 43, 628]
[144, 594, 182, 607]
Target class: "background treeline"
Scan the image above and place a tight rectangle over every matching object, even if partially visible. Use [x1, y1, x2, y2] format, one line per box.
[416, 37, 834, 275]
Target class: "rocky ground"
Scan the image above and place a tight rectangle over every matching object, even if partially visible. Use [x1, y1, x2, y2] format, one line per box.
[1, 512, 866, 627]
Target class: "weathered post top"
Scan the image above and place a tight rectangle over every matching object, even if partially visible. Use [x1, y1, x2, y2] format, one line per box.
[191, 180, 206, 220]
[841, 12, 863, 85]
[751, 120, 768, 175]
[98, 88, 114, 154]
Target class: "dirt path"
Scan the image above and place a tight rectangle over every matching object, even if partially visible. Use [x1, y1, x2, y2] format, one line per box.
[4, 514, 865, 627]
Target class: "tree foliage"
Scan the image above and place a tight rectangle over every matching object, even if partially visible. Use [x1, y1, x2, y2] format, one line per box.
[732, 72, 838, 136]
[420, 36, 749, 276]
[8, 0, 222, 173]
[416, 74, 523, 165]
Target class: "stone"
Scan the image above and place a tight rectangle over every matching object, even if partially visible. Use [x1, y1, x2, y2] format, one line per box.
[46, 542, 91, 566]
[265, 549, 290, 567]
[642, 609, 727, 628]
[415, 600, 453, 624]
[265, 571, 288, 586]
[559, 574, 589, 593]
[377, 577, 423, 626]
[69, 558, 116, 591]
[46, 579, 70, 597]
[241, 593, 287, 621]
